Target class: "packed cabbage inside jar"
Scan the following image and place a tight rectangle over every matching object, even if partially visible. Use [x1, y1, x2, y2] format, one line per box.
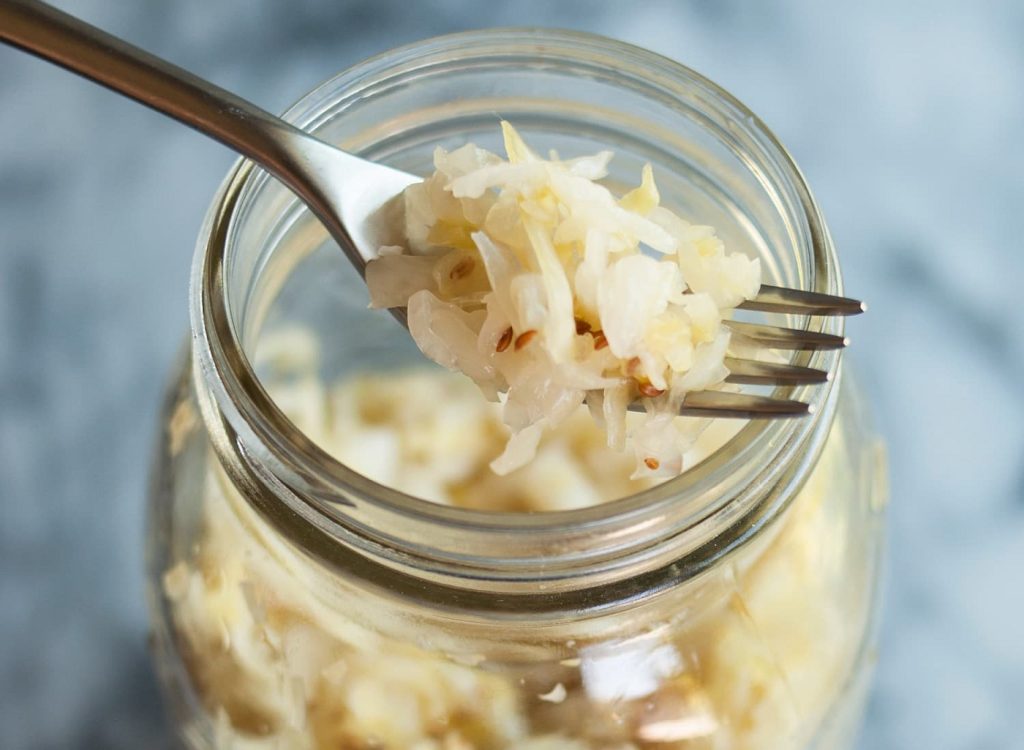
[162, 124, 871, 750]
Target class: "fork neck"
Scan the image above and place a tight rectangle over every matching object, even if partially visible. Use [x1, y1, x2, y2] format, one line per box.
[189, 29, 845, 616]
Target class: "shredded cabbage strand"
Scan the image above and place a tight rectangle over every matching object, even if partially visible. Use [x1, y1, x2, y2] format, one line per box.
[366, 123, 762, 477]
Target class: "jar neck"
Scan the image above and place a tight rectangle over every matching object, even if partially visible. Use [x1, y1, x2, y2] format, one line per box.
[189, 29, 846, 613]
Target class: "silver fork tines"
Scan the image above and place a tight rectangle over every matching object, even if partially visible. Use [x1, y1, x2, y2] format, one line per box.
[662, 285, 863, 419]
[680, 391, 813, 419]
[739, 285, 867, 316]
[724, 320, 849, 351]
[723, 357, 830, 386]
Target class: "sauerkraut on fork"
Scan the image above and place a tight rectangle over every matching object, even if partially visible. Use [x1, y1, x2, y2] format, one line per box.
[366, 123, 761, 478]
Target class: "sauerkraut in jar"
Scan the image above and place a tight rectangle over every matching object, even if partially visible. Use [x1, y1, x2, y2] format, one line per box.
[365, 122, 761, 479]
[146, 30, 887, 750]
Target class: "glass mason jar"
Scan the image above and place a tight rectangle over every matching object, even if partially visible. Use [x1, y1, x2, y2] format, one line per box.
[146, 29, 888, 750]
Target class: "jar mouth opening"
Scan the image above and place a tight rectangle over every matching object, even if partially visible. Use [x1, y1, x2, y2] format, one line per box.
[192, 28, 844, 571]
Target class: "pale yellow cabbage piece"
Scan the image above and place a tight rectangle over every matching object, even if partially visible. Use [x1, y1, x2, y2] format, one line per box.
[365, 123, 762, 476]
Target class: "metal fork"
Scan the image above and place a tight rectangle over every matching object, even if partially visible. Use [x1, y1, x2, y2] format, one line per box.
[684, 286, 863, 419]
[0, 0, 863, 420]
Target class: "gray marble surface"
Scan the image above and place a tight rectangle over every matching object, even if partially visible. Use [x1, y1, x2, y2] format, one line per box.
[1, 1, 1022, 748]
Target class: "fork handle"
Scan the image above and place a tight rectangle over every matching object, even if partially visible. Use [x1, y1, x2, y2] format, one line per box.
[0, 0, 306, 173]
[0, 0, 363, 259]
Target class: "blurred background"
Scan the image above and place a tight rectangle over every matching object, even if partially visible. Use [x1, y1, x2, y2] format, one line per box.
[1, 1, 1022, 748]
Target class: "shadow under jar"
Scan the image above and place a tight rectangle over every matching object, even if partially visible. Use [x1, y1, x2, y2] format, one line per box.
[146, 29, 888, 750]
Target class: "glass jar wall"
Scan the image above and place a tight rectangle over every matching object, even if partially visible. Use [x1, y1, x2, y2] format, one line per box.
[145, 30, 888, 750]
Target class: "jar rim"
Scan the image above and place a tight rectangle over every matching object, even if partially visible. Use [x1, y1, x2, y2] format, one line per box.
[191, 28, 845, 602]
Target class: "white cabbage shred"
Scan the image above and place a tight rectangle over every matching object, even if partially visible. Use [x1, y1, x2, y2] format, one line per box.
[366, 123, 761, 477]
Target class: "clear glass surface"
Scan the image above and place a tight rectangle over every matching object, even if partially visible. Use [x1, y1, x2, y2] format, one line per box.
[145, 29, 888, 750]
